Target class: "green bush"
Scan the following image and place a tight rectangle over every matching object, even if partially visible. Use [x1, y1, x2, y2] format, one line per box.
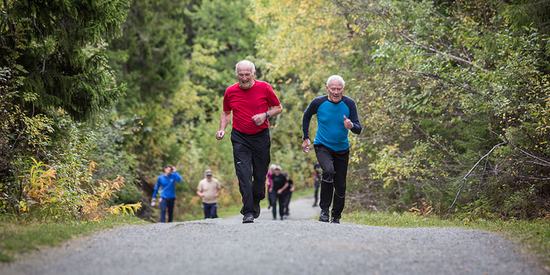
[114, 185, 142, 204]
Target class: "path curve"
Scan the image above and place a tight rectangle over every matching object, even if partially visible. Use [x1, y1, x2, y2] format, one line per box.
[1, 196, 546, 275]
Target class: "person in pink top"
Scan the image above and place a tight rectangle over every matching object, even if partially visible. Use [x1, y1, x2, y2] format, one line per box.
[215, 60, 283, 223]
[266, 164, 277, 210]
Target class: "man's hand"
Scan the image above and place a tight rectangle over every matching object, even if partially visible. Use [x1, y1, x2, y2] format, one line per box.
[302, 139, 311, 154]
[252, 113, 267, 126]
[343, 115, 353, 130]
[216, 130, 225, 140]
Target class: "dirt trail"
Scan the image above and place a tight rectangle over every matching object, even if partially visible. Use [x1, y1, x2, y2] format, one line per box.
[1, 195, 546, 275]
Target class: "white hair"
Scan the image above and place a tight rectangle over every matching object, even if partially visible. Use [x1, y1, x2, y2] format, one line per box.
[235, 60, 256, 76]
[326, 75, 345, 88]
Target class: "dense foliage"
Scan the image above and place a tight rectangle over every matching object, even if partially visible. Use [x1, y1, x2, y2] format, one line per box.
[253, 0, 550, 219]
[0, 0, 136, 220]
[1, 0, 548, 222]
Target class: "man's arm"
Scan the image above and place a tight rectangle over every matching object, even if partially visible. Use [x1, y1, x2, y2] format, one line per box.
[302, 101, 316, 153]
[277, 182, 289, 194]
[345, 98, 362, 135]
[268, 104, 283, 117]
[171, 169, 183, 182]
[252, 104, 283, 126]
[152, 179, 160, 201]
[216, 111, 232, 140]
[197, 182, 204, 197]
[215, 180, 222, 197]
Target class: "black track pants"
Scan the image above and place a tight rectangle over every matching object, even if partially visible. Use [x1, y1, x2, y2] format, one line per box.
[314, 144, 349, 219]
[231, 128, 271, 215]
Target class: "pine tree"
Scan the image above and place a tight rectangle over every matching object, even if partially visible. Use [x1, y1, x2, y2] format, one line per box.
[0, 0, 129, 121]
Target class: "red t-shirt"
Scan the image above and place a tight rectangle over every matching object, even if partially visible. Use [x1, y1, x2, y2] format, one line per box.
[223, 80, 281, 135]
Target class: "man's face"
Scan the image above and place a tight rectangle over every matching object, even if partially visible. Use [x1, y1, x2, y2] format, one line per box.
[165, 166, 172, 174]
[237, 64, 255, 90]
[274, 169, 281, 175]
[326, 79, 345, 103]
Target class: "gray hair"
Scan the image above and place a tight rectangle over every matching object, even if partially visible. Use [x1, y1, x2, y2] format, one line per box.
[235, 60, 256, 76]
[326, 75, 345, 88]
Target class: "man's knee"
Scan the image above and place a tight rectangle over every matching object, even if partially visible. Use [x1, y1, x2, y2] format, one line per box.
[322, 169, 336, 183]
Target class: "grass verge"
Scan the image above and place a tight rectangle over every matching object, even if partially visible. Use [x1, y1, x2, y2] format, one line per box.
[343, 211, 550, 270]
[0, 214, 147, 263]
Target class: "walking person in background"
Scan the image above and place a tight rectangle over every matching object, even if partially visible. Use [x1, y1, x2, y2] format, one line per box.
[152, 165, 182, 223]
[269, 166, 288, 220]
[282, 171, 294, 218]
[312, 161, 322, 207]
[216, 60, 283, 223]
[266, 164, 277, 210]
[197, 169, 222, 219]
[301, 75, 362, 224]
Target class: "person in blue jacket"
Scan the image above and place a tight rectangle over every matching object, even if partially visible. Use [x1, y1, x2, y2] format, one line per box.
[152, 165, 182, 222]
[301, 75, 362, 224]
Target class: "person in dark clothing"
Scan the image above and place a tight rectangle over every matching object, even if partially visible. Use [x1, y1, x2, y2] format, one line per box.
[216, 60, 283, 223]
[313, 162, 322, 207]
[301, 75, 362, 224]
[282, 171, 294, 217]
[266, 164, 277, 210]
[269, 166, 288, 220]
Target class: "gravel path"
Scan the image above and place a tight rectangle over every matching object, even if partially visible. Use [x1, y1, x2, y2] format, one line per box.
[1, 196, 546, 275]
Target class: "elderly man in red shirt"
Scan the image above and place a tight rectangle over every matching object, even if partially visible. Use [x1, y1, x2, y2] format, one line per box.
[216, 60, 283, 223]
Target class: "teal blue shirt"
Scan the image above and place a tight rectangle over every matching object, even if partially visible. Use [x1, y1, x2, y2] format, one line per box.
[302, 95, 361, 151]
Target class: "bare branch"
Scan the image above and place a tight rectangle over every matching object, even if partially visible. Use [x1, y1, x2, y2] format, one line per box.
[396, 30, 487, 72]
[445, 142, 507, 218]
[497, 132, 550, 167]
[32, 13, 46, 73]
[407, 70, 477, 94]
[509, 142, 550, 167]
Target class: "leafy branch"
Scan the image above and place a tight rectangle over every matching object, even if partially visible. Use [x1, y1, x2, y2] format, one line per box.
[395, 30, 487, 72]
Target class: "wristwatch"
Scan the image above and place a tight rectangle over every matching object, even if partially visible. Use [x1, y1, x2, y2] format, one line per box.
[265, 112, 270, 119]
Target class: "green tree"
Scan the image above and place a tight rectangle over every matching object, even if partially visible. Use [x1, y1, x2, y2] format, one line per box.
[248, 0, 549, 219]
[107, 0, 196, 190]
[1, 0, 128, 121]
[106, 0, 264, 221]
[334, 0, 550, 218]
[0, 0, 131, 217]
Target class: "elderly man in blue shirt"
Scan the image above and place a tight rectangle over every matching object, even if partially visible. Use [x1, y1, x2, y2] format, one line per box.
[302, 75, 362, 224]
